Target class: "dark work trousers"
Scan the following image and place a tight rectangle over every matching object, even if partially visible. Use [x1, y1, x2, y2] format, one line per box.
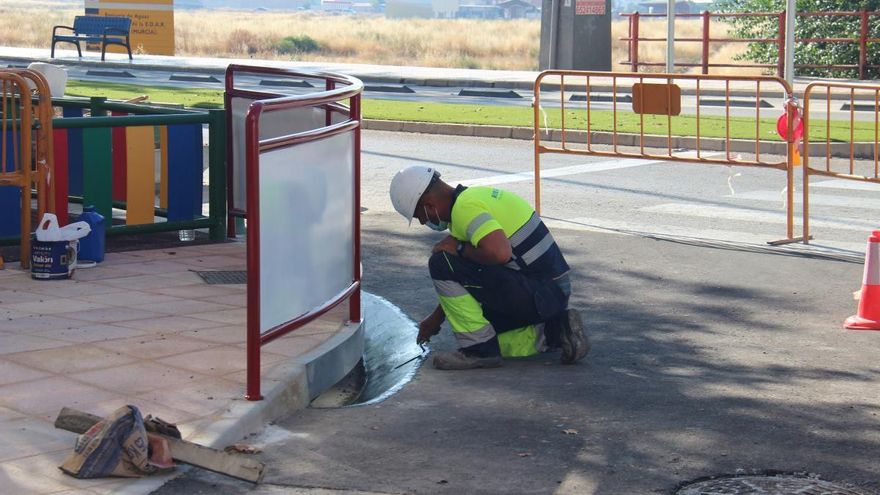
[428, 251, 570, 355]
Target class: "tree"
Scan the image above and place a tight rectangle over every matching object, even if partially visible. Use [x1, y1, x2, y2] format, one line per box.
[717, 0, 880, 79]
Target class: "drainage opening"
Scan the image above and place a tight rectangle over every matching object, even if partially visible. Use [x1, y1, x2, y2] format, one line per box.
[311, 295, 427, 408]
[675, 472, 878, 495]
[193, 270, 247, 285]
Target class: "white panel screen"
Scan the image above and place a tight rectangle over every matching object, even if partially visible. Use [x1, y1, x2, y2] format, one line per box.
[258, 132, 355, 333]
[231, 98, 336, 211]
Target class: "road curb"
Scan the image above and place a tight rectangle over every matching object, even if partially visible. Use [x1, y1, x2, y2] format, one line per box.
[181, 316, 364, 450]
[363, 119, 874, 159]
[5, 51, 873, 100]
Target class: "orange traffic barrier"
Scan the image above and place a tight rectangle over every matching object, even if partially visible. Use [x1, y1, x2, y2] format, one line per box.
[845, 230, 880, 330]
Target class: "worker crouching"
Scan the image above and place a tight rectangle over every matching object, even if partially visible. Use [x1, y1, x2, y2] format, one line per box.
[389, 165, 590, 370]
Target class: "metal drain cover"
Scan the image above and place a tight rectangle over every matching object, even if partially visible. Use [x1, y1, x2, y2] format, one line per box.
[676, 474, 876, 495]
[193, 270, 247, 285]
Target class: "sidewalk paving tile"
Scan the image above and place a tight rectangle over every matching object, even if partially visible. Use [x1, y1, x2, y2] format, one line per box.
[1, 299, 109, 316]
[0, 450, 122, 492]
[111, 260, 201, 275]
[88, 396, 201, 426]
[1, 315, 85, 333]
[70, 362, 209, 396]
[66, 268, 135, 282]
[202, 293, 246, 307]
[150, 284, 244, 299]
[93, 334, 219, 360]
[0, 377, 119, 416]
[53, 306, 164, 324]
[72, 291, 178, 307]
[6, 346, 136, 374]
[1, 307, 35, 320]
[0, 359, 51, 386]
[0, 417, 70, 462]
[0, 241, 355, 494]
[0, 405, 26, 421]
[187, 308, 247, 325]
[135, 377, 249, 418]
[91, 274, 198, 290]
[29, 324, 148, 344]
[0, 334, 73, 355]
[130, 299, 235, 316]
[0, 289, 49, 304]
[181, 325, 247, 345]
[168, 255, 246, 269]
[114, 315, 223, 332]
[156, 346, 287, 376]
[20, 282, 121, 298]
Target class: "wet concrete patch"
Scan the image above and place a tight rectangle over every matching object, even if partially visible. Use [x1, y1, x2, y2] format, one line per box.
[312, 293, 426, 407]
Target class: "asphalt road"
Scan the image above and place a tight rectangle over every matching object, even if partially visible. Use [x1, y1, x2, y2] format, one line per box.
[151, 131, 880, 494]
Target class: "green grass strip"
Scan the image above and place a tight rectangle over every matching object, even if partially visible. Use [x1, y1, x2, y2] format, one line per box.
[66, 80, 877, 142]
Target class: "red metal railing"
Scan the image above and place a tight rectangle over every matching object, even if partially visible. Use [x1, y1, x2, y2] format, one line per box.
[225, 65, 363, 401]
[621, 10, 880, 79]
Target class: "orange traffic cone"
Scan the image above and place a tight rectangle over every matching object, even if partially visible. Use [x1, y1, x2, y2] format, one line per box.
[845, 230, 880, 330]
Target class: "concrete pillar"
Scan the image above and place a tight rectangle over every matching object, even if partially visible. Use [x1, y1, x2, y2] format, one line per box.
[539, 0, 612, 71]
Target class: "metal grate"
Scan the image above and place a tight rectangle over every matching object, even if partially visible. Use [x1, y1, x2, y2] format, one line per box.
[193, 270, 247, 285]
[676, 474, 877, 495]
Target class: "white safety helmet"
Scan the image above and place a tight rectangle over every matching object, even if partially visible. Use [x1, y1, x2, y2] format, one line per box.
[389, 166, 438, 225]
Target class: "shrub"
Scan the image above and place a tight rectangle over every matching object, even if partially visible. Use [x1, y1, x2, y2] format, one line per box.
[717, 0, 880, 79]
[276, 35, 321, 54]
[226, 29, 262, 56]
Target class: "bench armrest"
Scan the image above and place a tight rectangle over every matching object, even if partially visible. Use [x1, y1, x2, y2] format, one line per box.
[52, 25, 75, 36]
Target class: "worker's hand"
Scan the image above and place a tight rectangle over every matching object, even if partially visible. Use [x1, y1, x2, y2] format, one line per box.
[432, 235, 458, 255]
[417, 312, 444, 344]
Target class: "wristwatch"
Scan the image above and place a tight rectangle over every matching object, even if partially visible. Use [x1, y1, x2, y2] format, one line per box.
[456, 241, 466, 257]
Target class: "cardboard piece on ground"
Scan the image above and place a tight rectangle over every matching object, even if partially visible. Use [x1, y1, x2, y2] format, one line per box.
[54, 407, 265, 483]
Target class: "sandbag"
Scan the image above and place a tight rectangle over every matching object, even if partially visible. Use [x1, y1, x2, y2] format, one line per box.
[59, 405, 161, 479]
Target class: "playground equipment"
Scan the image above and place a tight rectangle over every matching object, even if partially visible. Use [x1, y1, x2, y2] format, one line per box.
[0, 94, 226, 258]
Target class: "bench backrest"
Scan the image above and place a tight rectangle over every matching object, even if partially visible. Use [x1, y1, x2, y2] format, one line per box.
[72, 15, 131, 36]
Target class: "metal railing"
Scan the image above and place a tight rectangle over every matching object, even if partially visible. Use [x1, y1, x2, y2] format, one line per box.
[621, 10, 880, 79]
[533, 70, 800, 243]
[802, 81, 880, 243]
[0, 69, 55, 268]
[225, 65, 363, 401]
[49, 97, 227, 240]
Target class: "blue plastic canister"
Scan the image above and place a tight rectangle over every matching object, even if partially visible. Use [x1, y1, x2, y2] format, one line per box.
[77, 206, 105, 263]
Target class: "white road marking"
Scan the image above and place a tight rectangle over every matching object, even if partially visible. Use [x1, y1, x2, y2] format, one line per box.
[459, 158, 655, 187]
[460, 152, 720, 187]
[731, 190, 880, 210]
[642, 203, 878, 231]
[811, 179, 880, 191]
[543, 216, 865, 255]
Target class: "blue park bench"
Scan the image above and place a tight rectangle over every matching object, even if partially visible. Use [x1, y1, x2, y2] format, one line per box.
[51, 16, 133, 61]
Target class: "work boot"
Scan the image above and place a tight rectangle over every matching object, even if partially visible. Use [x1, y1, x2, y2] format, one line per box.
[433, 350, 502, 370]
[557, 309, 590, 364]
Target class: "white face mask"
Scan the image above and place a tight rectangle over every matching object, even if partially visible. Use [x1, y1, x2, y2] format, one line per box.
[424, 205, 448, 232]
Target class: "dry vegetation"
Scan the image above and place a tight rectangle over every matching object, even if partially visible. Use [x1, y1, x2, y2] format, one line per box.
[2, 4, 750, 72]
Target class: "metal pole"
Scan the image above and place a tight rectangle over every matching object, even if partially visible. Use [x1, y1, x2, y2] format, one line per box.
[548, 0, 559, 69]
[632, 13, 640, 72]
[666, 0, 675, 73]
[784, 0, 796, 84]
